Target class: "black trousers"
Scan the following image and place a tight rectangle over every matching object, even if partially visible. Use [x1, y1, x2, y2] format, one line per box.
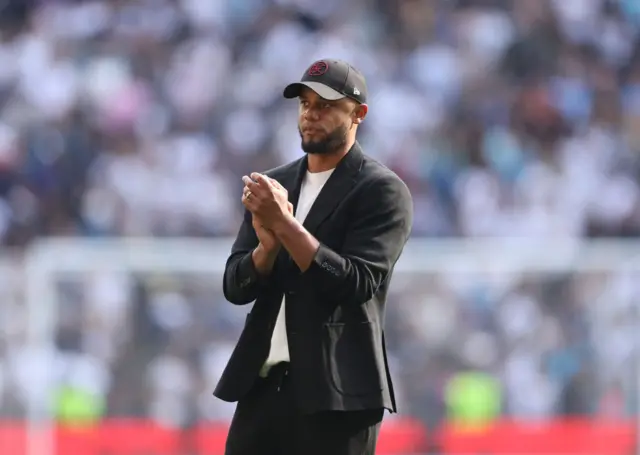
[224, 363, 384, 455]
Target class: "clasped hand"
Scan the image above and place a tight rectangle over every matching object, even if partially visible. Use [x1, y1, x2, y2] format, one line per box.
[242, 173, 291, 230]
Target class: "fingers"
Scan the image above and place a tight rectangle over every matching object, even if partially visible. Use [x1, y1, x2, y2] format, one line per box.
[242, 186, 253, 205]
[250, 173, 273, 189]
[242, 185, 258, 211]
[241, 175, 261, 195]
[245, 173, 288, 193]
[242, 192, 253, 210]
[268, 177, 285, 191]
[243, 174, 279, 200]
[267, 178, 289, 199]
[242, 173, 289, 215]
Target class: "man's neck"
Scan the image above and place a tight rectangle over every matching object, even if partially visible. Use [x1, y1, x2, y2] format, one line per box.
[307, 138, 355, 173]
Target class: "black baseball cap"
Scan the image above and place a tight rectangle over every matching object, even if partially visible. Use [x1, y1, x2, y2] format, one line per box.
[283, 59, 368, 104]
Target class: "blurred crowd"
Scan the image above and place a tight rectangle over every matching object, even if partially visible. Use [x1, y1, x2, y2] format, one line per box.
[0, 0, 640, 244]
[0, 0, 639, 433]
[0, 253, 638, 427]
[387, 266, 639, 426]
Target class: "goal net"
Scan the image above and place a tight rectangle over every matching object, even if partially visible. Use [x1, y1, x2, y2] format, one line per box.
[9, 238, 640, 455]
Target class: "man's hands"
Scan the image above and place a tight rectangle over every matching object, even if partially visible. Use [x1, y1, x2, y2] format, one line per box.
[242, 173, 292, 232]
[243, 172, 321, 274]
[244, 173, 292, 277]
[251, 201, 293, 253]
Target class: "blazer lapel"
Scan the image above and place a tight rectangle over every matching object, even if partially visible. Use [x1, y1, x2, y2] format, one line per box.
[302, 141, 364, 235]
[281, 156, 308, 212]
[275, 157, 307, 271]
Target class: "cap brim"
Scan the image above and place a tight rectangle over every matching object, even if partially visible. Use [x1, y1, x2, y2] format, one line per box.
[283, 82, 346, 101]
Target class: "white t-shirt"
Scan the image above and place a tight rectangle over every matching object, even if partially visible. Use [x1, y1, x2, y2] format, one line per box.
[259, 168, 334, 376]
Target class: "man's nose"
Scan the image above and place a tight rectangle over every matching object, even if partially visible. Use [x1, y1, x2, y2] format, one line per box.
[304, 108, 320, 121]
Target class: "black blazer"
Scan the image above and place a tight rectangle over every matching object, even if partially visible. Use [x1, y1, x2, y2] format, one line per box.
[213, 142, 413, 414]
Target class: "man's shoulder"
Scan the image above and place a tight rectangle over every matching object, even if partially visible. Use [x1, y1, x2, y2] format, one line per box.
[360, 154, 410, 194]
[358, 155, 413, 221]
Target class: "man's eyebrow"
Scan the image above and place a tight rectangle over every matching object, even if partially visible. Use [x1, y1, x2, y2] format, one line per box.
[302, 97, 338, 104]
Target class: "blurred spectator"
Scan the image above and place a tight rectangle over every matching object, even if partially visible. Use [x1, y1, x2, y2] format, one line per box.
[0, 0, 637, 243]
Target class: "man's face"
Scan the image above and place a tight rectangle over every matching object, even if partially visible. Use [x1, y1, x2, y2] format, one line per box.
[297, 87, 364, 155]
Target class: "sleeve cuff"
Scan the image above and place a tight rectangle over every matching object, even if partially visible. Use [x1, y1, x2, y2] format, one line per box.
[237, 250, 263, 289]
[310, 243, 344, 279]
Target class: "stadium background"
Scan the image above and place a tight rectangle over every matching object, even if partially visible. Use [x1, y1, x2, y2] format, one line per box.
[0, 0, 639, 453]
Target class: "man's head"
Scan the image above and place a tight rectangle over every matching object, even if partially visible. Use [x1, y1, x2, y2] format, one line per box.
[283, 59, 369, 155]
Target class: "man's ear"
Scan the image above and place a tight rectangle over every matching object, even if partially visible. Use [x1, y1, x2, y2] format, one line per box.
[353, 104, 368, 125]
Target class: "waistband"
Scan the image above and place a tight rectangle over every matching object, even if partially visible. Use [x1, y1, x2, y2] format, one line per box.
[261, 362, 290, 391]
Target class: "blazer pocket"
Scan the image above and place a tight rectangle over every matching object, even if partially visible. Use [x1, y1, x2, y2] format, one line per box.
[323, 322, 383, 396]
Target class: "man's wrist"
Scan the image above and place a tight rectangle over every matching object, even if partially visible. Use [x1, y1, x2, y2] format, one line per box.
[252, 243, 279, 276]
[272, 212, 297, 238]
[270, 211, 319, 272]
[258, 242, 280, 259]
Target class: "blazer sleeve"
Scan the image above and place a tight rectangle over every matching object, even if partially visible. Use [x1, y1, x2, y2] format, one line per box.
[223, 208, 265, 305]
[302, 175, 413, 304]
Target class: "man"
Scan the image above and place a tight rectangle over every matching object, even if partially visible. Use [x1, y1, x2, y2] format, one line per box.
[214, 59, 413, 454]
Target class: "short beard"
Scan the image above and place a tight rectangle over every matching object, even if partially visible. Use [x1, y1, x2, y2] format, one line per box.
[299, 125, 348, 155]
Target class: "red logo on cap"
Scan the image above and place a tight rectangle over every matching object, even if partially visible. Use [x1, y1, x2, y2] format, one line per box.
[308, 61, 328, 76]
